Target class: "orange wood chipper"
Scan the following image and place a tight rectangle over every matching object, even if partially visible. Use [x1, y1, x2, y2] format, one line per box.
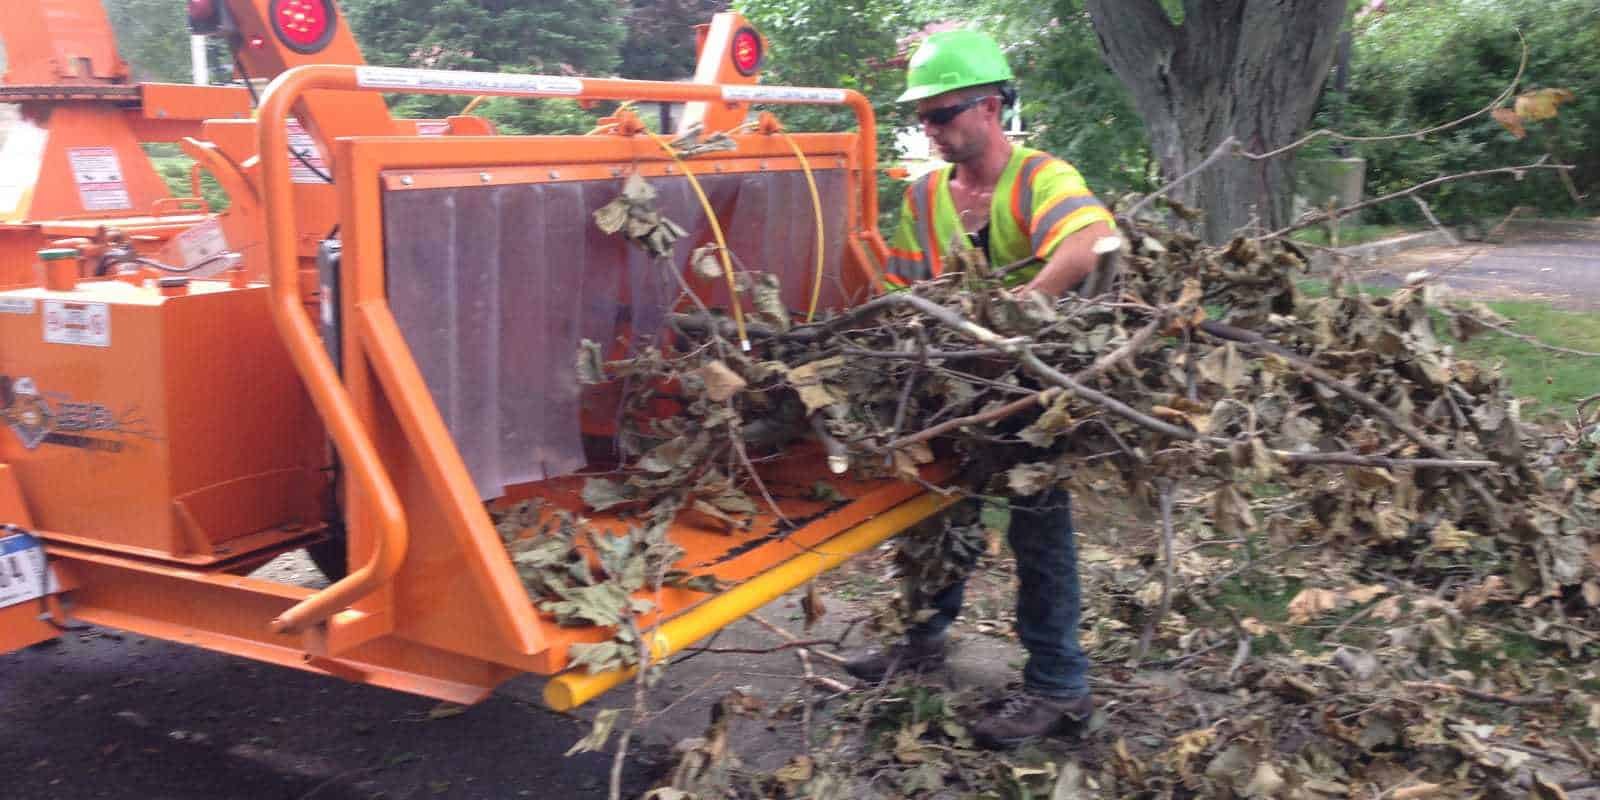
[0, 0, 952, 710]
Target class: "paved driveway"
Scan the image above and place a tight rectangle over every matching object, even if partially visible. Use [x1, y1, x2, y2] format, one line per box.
[1353, 219, 1600, 310]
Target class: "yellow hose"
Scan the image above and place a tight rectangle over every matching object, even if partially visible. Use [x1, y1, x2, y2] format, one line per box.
[773, 129, 826, 323]
[642, 127, 750, 351]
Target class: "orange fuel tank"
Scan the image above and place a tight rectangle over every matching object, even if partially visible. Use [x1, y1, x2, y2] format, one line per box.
[0, 276, 326, 563]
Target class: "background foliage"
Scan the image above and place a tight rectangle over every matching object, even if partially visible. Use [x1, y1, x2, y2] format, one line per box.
[86, 0, 1599, 228]
[1320, 0, 1599, 225]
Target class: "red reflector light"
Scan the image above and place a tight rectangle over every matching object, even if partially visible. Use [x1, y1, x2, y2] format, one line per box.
[731, 27, 763, 76]
[188, 0, 215, 23]
[188, 0, 224, 34]
[270, 0, 336, 53]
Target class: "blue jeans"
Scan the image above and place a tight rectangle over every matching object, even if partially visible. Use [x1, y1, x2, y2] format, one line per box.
[911, 489, 1089, 699]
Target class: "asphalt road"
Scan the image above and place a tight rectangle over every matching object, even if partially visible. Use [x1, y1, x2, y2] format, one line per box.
[1, 631, 657, 800]
[0, 556, 857, 800]
[1357, 219, 1600, 310]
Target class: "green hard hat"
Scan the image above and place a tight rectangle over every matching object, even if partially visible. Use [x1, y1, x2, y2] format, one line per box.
[898, 29, 1014, 103]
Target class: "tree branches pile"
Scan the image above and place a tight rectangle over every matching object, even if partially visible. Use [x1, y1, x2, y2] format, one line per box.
[499, 205, 1600, 797]
[581, 221, 1594, 603]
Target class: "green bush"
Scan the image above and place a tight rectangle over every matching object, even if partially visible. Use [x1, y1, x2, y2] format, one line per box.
[1327, 0, 1599, 225]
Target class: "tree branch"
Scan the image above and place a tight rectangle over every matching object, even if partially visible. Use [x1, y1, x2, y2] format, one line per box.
[1199, 320, 1505, 527]
[1122, 137, 1239, 223]
[1262, 159, 1575, 240]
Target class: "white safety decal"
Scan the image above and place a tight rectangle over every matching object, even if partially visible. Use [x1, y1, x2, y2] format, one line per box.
[722, 85, 848, 105]
[0, 298, 36, 315]
[43, 300, 110, 347]
[356, 67, 583, 97]
[67, 147, 133, 211]
[0, 531, 58, 610]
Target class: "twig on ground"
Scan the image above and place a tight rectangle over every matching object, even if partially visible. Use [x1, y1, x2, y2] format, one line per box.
[1139, 638, 1231, 668]
[748, 612, 848, 666]
[1403, 681, 1557, 708]
[1134, 479, 1177, 664]
[1324, 600, 1384, 645]
[679, 639, 839, 656]
[297, 767, 379, 800]
[1442, 308, 1600, 358]
[1409, 196, 1460, 245]
[1488, 739, 1584, 765]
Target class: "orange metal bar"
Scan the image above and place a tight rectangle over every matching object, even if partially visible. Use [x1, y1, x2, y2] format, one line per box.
[260, 65, 881, 229]
[255, 63, 879, 639]
[349, 300, 544, 656]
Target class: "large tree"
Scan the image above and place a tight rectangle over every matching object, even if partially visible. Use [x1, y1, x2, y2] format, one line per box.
[1084, 0, 1347, 242]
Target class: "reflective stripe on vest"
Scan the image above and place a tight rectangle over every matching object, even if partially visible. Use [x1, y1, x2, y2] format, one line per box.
[1029, 190, 1104, 257]
[887, 147, 1109, 285]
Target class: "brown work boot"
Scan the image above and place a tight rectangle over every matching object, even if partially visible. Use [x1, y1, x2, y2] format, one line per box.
[840, 637, 947, 683]
[970, 690, 1093, 749]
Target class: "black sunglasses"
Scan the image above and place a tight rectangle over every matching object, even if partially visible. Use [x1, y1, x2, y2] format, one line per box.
[916, 95, 993, 126]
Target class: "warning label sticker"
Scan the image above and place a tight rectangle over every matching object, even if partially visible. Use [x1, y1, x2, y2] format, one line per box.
[722, 85, 847, 105]
[356, 66, 583, 97]
[0, 298, 36, 315]
[286, 119, 330, 184]
[43, 300, 111, 347]
[67, 147, 133, 211]
[164, 218, 230, 274]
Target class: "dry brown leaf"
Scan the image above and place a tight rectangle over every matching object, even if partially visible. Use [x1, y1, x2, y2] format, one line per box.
[1344, 584, 1389, 604]
[1369, 595, 1404, 622]
[801, 582, 826, 632]
[1515, 87, 1576, 122]
[696, 360, 747, 402]
[1428, 520, 1474, 552]
[1492, 107, 1527, 139]
[1288, 587, 1344, 624]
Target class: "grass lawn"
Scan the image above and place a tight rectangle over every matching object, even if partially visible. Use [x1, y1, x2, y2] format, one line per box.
[1298, 280, 1600, 416]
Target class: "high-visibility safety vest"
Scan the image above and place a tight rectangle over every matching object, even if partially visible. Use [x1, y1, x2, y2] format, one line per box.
[886, 146, 1113, 287]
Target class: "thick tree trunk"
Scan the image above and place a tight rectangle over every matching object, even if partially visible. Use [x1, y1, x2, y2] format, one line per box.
[1085, 0, 1346, 243]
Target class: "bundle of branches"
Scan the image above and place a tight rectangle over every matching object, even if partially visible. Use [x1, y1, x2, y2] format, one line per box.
[578, 223, 1600, 800]
[581, 221, 1595, 605]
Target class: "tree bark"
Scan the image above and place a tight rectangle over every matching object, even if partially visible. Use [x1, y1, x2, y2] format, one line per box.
[1085, 0, 1347, 243]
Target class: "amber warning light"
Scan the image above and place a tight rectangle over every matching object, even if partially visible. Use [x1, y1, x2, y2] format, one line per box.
[271, 0, 336, 53]
[731, 27, 763, 76]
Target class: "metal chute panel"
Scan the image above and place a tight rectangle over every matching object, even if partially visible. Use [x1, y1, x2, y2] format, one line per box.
[382, 167, 852, 498]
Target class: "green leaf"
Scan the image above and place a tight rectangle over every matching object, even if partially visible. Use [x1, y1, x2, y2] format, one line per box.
[582, 478, 635, 511]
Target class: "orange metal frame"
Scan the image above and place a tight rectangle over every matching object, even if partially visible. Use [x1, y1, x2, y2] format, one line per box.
[2, 62, 943, 705]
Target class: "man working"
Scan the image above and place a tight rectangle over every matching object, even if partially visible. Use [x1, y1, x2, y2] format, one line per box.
[843, 28, 1117, 749]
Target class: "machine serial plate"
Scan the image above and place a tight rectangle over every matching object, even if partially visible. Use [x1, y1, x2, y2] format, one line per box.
[0, 532, 56, 609]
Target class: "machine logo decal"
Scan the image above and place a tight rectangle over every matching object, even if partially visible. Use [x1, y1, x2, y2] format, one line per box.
[721, 85, 847, 105]
[356, 66, 583, 97]
[0, 375, 144, 452]
[42, 300, 110, 347]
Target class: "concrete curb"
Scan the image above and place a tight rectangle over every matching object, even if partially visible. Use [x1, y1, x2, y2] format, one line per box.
[1308, 229, 1456, 271]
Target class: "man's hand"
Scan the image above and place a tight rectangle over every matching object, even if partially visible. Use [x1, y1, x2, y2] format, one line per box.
[1023, 221, 1117, 298]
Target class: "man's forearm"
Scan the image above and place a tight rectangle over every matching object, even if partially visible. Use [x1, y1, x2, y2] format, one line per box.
[1024, 221, 1116, 297]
